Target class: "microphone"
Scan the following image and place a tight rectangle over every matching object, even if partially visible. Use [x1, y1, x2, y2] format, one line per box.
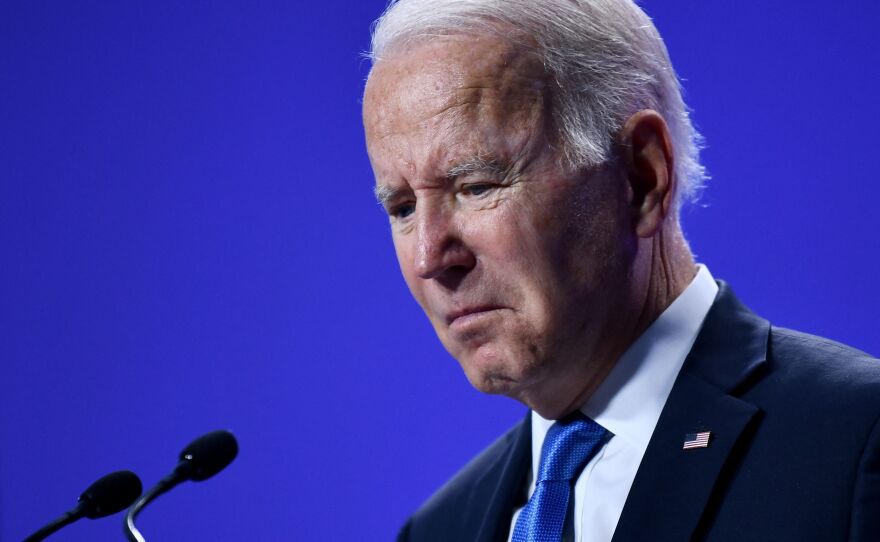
[124, 430, 238, 542]
[23, 470, 143, 542]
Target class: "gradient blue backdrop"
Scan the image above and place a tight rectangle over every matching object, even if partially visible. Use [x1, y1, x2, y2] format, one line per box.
[2, 1, 878, 540]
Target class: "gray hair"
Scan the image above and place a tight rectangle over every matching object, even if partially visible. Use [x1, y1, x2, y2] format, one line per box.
[367, 0, 706, 209]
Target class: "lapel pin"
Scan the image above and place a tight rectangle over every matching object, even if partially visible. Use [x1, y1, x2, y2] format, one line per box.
[682, 431, 712, 450]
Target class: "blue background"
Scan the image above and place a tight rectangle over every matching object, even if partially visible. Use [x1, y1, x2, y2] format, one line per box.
[2, 1, 878, 540]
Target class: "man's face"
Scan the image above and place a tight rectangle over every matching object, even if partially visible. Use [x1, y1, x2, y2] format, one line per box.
[363, 36, 639, 414]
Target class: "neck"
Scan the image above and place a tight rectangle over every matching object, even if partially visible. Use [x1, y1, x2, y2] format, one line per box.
[529, 220, 697, 419]
[635, 221, 698, 334]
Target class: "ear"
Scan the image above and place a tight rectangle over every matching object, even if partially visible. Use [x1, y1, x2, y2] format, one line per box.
[618, 110, 676, 238]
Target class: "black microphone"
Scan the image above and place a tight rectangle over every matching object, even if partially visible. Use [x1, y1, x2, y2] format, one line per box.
[124, 430, 238, 542]
[23, 470, 143, 542]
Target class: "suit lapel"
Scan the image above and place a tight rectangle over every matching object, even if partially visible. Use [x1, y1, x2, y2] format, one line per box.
[611, 373, 759, 541]
[467, 413, 532, 542]
[612, 283, 770, 542]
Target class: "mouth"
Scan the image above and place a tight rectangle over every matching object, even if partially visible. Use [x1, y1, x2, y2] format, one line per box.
[445, 306, 504, 327]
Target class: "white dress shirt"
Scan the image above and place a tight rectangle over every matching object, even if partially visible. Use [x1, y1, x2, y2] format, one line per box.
[508, 265, 719, 542]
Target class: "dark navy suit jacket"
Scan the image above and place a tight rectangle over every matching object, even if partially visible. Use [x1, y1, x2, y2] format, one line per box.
[398, 283, 880, 541]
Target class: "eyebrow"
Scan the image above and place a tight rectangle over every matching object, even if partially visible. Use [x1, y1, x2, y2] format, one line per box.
[444, 157, 507, 179]
[373, 156, 509, 206]
[374, 184, 398, 207]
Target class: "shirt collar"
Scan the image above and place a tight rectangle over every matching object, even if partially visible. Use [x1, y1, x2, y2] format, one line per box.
[531, 265, 719, 469]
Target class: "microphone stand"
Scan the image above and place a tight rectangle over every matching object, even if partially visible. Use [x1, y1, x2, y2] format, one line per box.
[23, 503, 87, 542]
[123, 464, 190, 542]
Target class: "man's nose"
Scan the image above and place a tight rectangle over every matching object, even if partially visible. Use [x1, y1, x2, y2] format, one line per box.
[413, 205, 475, 281]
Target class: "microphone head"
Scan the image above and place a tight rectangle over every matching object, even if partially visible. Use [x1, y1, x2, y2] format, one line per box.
[178, 430, 238, 482]
[78, 470, 143, 519]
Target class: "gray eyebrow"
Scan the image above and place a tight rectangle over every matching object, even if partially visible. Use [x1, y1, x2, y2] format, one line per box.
[373, 184, 398, 206]
[445, 157, 507, 179]
[373, 157, 508, 206]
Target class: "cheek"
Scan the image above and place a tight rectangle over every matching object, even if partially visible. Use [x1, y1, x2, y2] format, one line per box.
[487, 181, 630, 325]
[392, 234, 410, 274]
[461, 204, 561, 336]
[392, 235, 424, 301]
[550, 177, 631, 273]
[483, 196, 572, 292]
[468, 197, 545, 261]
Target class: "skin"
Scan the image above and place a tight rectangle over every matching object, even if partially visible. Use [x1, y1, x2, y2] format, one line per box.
[363, 35, 697, 419]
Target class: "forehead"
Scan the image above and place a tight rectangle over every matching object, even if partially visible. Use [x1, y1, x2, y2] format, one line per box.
[364, 36, 546, 127]
[363, 36, 551, 179]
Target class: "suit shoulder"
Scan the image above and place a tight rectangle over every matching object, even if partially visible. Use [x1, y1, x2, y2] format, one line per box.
[769, 326, 880, 382]
[759, 326, 880, 417]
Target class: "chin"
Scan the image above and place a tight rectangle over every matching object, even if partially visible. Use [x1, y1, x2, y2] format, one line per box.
[464, 367, 519, 395]
[455, 343, 540, 397]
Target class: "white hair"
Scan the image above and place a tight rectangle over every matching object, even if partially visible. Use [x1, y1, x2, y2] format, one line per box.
[368, 0, 706, 209]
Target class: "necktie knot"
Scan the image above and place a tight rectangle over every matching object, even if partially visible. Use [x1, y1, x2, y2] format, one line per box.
[537, 413, 607, 482]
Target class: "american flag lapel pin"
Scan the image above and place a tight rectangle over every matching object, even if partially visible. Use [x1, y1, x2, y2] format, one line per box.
[683, 431, 712, 450]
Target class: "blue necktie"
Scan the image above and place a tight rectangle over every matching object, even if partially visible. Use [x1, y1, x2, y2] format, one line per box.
[511, 413, 608, 542]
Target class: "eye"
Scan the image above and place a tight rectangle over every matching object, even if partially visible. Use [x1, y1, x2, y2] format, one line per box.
[389, 201, 415, 219]
[461, 183, 496, 197]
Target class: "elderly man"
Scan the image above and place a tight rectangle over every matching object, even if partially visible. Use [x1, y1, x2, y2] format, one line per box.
[362, 1, 880, 541]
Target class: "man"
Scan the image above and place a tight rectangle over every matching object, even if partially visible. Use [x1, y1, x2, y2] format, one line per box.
[362, 1, 880, 540]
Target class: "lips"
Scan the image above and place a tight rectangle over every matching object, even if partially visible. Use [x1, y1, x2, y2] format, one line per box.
[445, 306, 503, 326]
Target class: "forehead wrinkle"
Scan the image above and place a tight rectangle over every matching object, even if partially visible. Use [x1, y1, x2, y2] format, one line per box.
[426, 83, 537, 166]
[369, 92, 482, 177]
[367, 37, 547, 140]
[375, 87, 549, 192]
[415, 91, 546, 186]
[366, 36, 558, 201]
